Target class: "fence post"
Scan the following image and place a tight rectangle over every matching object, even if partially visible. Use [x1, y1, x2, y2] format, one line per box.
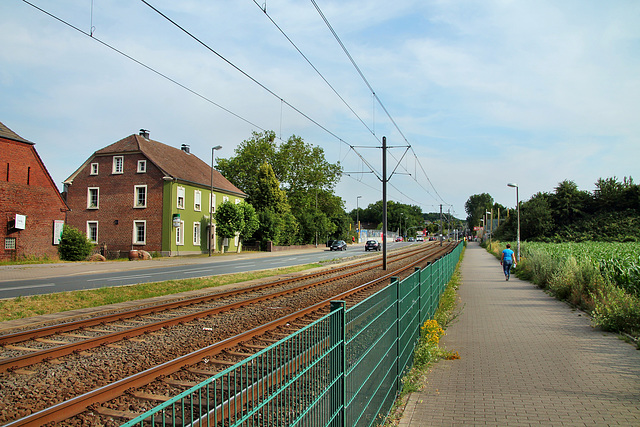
[390, 277, 400, 395]
[330, 300, 346, 427]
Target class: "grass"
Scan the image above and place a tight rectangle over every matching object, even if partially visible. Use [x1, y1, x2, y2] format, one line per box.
[384, 247, 465, 425]
[0, 255, 62, 266]
[0, 263, 321, 322]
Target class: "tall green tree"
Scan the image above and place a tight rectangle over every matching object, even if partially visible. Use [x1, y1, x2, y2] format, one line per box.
[216, 131, 278, 205]
[464, 193, 494, 230]
[217, 131, 342, 245]
[550, 180, 591, 227]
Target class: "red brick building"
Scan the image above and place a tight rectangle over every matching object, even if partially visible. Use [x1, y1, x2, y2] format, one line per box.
[64, 130, 245, 256]
[0, 121, 68, 261]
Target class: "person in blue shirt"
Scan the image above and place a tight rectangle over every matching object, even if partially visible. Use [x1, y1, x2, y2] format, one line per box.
[500, 243, 517, 281]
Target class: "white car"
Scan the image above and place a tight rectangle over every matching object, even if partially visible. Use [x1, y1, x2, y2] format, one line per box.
[416, 236, 424, 242]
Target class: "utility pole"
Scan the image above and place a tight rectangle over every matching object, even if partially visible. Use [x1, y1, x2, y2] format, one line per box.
[382, 136, 388, 270]
[439, 204, 443, 246]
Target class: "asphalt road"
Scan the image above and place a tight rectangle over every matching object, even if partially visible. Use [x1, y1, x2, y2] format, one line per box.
[0, 242, 409, 299]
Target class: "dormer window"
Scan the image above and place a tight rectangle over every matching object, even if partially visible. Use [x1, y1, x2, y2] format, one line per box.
[113, 156, 123, 174]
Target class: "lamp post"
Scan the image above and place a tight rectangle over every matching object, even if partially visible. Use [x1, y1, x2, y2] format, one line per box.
[356, 195, 362, 244]
[209, 145, 222, 256]
[507, 183, 520, 262]
[486, 210, 492, 244]
[400, 213, 404, 241]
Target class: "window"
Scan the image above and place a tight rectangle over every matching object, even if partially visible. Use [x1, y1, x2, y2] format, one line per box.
[90, 163, 99, 175]
[87, 187, 99, 209]
[133, 221, 146, 245]
[209, 193, 216, 214]
[223, 196, 229, 203]
[112, 156, 124, 174]
[194, 190, 201, 211]
[177, 186, 185, 209]
[134, 185, 147, 208]
[5, 238, 16, 250]
[176, 221, 184, 245]
[234, 198, 241, 205]
[86, 221, 98, 243]
[137, 160, 147, 173]
[193, 222, 201, 246]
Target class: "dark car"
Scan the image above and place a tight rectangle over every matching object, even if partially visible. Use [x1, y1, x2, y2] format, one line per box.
[365, 240, 381, 251]
[330, 240, 347, 251]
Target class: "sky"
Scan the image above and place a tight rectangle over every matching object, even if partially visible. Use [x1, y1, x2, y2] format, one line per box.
[2, 0, 639, 220]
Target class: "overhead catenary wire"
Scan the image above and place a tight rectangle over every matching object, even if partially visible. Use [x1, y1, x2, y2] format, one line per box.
[138, 0, 390, 184]
[24, 0, 453, 213]
[20, 0, 265, 133]
[248, 0, 447, 207]
[309, 0, 449, 206]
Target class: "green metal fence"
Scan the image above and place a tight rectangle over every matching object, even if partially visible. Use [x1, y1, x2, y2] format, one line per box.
[123, 242, 462, 427]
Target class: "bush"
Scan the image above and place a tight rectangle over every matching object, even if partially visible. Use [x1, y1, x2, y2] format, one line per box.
[58, 225, 94, 261]
[592, 282, 640, 337]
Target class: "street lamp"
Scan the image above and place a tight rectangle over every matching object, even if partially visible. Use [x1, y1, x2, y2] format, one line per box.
[209, 145, 222, 256]
[507, 183, 520, 262]
[486, 210, 492, 244]
[356, 195, 362, 244]
[400, 213, 404, 241]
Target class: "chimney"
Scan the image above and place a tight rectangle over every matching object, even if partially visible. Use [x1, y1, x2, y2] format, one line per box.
[139, 129, 150, 139]
[181, 144, 190, 154]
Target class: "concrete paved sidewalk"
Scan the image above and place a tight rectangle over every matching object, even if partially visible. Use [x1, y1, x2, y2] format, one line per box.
[399, 242, 640, 426]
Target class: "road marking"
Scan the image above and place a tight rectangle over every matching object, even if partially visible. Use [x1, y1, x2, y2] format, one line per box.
[0, 283, 56, 292]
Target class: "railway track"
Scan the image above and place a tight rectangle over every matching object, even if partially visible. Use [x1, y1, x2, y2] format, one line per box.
[0, 243, 454, 426]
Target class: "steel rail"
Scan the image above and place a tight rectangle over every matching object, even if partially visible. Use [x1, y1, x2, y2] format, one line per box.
[0, 245, 427, 346]
[0, 245, 435, 373]
[6, 243, 454, 427]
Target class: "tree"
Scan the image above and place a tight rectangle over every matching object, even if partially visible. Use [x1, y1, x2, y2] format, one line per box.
[214, 201, 244, 253]
[217, 131, 342, 246]
[58, 225, 94, 261]
[550, 180, 590, 227]
[520, 192, 554, 240]
[237, 201, 259, 252]
[464, 193, 494, 230]
[253, 162, 290, 214]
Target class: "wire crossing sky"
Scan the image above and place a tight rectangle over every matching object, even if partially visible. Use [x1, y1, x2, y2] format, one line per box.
[2, 1, 638, 217]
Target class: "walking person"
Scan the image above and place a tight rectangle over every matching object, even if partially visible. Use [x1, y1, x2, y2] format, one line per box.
[501, 243, 517, 281]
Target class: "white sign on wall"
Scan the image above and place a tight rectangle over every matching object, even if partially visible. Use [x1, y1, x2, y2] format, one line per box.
[15, 214, 26, 230]
[53, 220, 64, 245]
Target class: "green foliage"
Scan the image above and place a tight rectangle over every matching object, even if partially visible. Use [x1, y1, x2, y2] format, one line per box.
[492, 176, 640, 242]
[253, 162, 290, 214]
[214, 201, 244, 239]
[216, 131, 342, 245]
[464, 193, 493, 230]
[237, 201, 259, 241]
[592, 282, 640, 336]
[57, 225, 94, 261]
[503, 241, 640, 339]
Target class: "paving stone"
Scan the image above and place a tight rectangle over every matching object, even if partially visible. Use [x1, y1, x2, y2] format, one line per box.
[398, 242, 640, 426]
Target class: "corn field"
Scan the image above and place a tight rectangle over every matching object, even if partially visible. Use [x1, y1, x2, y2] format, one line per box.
[521, 242, 640, 296]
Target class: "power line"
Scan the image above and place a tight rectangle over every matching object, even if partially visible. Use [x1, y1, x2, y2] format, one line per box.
[20, 0, 266, 132]
[309, 0, 449, 205]
[249, 0, 380, 143]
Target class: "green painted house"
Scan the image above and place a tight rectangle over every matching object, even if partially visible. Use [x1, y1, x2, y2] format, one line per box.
[64, 130, 246, 256]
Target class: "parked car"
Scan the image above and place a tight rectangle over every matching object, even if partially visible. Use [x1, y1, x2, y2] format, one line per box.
[395, 237, 403, 242]
[365, 240, 381, 251]
[416, 236, 424, 242]
[330, 240, 347, 251]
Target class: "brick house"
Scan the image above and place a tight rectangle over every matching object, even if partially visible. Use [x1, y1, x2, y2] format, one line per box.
[0, 121, 68, 261]
[63, 130, 246, 256]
